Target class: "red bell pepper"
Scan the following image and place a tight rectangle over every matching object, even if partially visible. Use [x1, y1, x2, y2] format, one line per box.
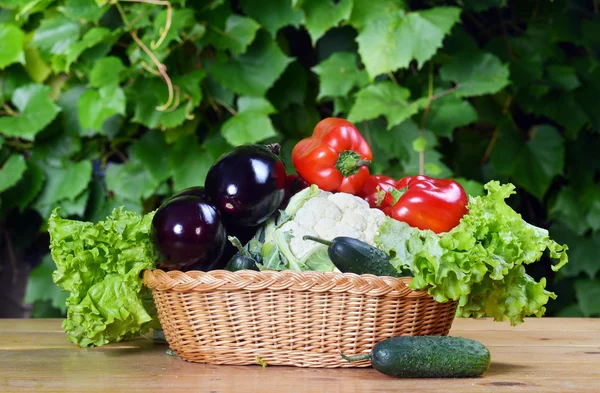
[357, 175, 398, 209]
[292, 118, 372, 194]
[388, 175, 468, 234]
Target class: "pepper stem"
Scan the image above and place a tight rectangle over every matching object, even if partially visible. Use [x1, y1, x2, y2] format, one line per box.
[228, 236, 251, 257]
[335, 150, 371, 177]
[340, 351, 371, 363]
[302, 235, 333, 247]
[389, 186, 408, 205]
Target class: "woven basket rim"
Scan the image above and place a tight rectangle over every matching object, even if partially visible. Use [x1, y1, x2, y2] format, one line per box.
[143, 269, 433, 298]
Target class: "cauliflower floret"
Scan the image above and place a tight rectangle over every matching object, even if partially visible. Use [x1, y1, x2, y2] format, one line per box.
[274, 189, 388, 260]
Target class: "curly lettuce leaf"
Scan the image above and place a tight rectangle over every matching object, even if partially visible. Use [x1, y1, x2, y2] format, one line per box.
[376, 181, 568, 325]
[49, 207, 158, 347]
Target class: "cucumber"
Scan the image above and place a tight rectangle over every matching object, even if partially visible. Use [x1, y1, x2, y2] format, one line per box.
[302, 236, 401, 277]
[224, 253, 259, 271]
[341, 336, 491, 378]
[223, 236, 259, 272]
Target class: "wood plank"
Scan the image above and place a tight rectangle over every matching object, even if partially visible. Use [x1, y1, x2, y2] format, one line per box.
[0, 318, 598, 393]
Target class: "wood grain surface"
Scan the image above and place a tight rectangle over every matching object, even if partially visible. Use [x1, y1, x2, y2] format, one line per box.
[0, 318, 598, 392]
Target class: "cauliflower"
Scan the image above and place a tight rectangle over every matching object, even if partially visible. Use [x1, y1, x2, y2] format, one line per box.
[257, 185, 387, 272]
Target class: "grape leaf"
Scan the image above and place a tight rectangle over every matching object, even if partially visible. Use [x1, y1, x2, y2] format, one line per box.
[220, 96, 278, 146]
[491, 124, 564, 200]
[550, 223, 600, 279]
[0, 84, 61, 140]
[440, 51, 510, 97]
[105, 161, 158, 202]
[168, 134, 215, 191]
[57, 188, 90, 217]
[131, 70, 205, 129]
[312, 52, 368, 100]
[89, 56, 126, 88]
[78, 85, 125, 132]
[61, 0, 108, 23]
[454, 177, 485, 197]
[0, 23, 25, 69]
[523, 92, 588, 139]
[461, 0, 506, 11]
[209, 31, 293, 96]
[1, 160, 44, 212]
[547, 65, 580, 91]
[0, 154, 26, 192]
[423, 93, 478, 138]
[55, 27, 116, 72]
[268, 61, 308, 109]
[33, 160, 92, 217]
[354, 7, 461, 78]
[24, 254, 68, 313]
[208, 14, 261, 56]
[131, 130, 171, 184]
[301, 0, 353, 44]
[575, 278, 600, 317]
[549, 184, 600, 236]
[31, 15, 80, 56]
[367, 119, 451, 178]
[347, 82, 428, 129]
[0, 160, 44, 213]
[239, 0, 304, 37]
[349, 0, 406, 29]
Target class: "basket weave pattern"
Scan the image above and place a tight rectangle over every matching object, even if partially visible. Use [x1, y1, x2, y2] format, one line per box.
[144, 269, 457, 368]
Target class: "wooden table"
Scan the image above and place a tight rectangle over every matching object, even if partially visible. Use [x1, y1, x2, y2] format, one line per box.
[0, 318, 598, 392]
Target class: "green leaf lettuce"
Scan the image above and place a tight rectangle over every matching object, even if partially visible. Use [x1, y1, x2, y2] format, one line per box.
[48, 207, 158, 347]
[376, 181, 568, 325]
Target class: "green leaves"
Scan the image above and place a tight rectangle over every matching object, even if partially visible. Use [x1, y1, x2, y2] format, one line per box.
[105, 161, 158, 202]
[0, 154, 26, 192]
[348, 82, 428, 129]
[31, 15, 81, 56]
[131, 70, 205, 130]
[423, 93, 478, 138]
[209, 32, 293, 96]
[354, 7, 461, 78]
[0, 23, 25, 69]
[312, 52, 368, 100]
[89, 57, 126, 88]
[440, 51, 510, 97]
[221, 97, 278, 146]
[24, 254, 68, 314]
[575, 279, 600, 317]
[300, 0, 353, 44]
[239, 0, 303, 37]
[492, 125, 564, 200]
[33, 160, 92, 218]
[205, 14, 261, 56]
[0, 84, 60, 140]
[78, 85, 125, 132]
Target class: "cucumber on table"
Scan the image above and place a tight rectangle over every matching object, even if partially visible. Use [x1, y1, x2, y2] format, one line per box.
[341, 336, 491, 378]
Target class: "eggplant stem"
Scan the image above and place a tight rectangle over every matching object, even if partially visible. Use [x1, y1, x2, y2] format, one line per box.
[340, 351, 371, 362]
[302, 236, 333, 247]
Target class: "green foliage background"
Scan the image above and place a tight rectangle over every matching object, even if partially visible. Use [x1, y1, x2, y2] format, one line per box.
[0, 0, 598, 318]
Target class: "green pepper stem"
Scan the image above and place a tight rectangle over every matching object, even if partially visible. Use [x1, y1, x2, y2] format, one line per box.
[335, 150, 371, 177]
[389, 186, 408, 205]
[302, 235, 333, 247]
[340, 351, 371, 363]
[228, 236, 251, 257]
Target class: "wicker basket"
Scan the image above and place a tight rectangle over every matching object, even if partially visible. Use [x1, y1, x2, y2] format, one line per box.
[143, 269, 457, 368]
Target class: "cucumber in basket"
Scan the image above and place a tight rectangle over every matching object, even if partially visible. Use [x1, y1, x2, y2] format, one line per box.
[302, 235, 402, 277]
[341, 336, 491, 378]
